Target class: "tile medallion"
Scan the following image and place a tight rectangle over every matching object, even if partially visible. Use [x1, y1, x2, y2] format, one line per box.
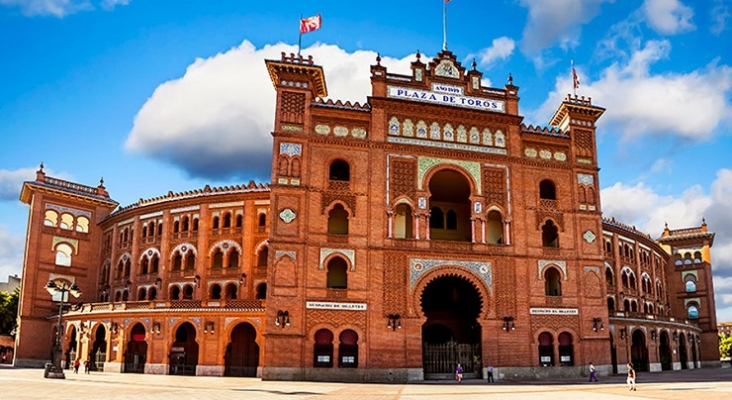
[410, 258, 492, 291]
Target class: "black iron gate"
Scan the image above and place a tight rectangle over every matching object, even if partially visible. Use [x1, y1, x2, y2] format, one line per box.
[423, 341, 481, 380]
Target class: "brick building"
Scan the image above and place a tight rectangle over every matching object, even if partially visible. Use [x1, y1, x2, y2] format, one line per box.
[13, 49, 719, 381]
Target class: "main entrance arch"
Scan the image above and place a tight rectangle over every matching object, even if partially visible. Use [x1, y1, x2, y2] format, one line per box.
[630, 329, 649, 372]
[124, 323, 147, 373]
[91, 325, 107, 371]
[169, 322, 198, 376]
[224, 322, 259, 377]
[420, 274, 483, 379]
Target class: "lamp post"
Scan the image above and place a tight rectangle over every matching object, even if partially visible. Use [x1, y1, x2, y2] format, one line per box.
[44, 280, 82, 379]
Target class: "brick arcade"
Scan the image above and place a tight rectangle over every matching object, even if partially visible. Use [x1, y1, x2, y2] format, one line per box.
[13, 48, 719, 382]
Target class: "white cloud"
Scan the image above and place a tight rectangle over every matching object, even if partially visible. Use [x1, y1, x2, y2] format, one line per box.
[125, 41, 416, 180]
[518, 0, 612, 54]
[601, 169, 732, 321]
[643, 0, 695, 35]
[0, 225, 23, 280]
[0, 0, 129, 17]
[533, 40, 732, 141]
[0, 167, 38, 201]
[474, 37, 515, 67]
[711, 0, 732, 35]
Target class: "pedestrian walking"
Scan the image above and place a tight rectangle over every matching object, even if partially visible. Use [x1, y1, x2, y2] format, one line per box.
[73, 358, 80, 374]
[84, 358, 91, 374]
[487, 364, 494, 383]
[455, 363, 463, 382]
[589, 362, 598, 382]
[627, 363, 636, 391]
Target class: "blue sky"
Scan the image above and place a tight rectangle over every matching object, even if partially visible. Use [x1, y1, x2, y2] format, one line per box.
[1, 0, 731, 318]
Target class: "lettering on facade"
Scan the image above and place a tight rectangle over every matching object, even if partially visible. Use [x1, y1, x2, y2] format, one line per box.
[529, 308, 579, 315]
[387, 86, 505, 112]
[305, 301, 367, 311]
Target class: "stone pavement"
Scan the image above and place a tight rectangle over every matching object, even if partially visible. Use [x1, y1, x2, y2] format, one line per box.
[1, 365, 731, 400]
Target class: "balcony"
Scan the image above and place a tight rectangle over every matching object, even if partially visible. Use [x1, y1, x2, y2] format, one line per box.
[326, 288, 348, 299]
[167, 269, 196, 279]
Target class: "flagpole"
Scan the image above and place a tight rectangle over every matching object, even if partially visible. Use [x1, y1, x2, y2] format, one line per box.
[298, 14, 303, 56]
[442, 1, 448, 51]
[571, 60, 576, 96]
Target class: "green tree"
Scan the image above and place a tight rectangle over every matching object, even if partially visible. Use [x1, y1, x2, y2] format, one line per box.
[0, 288, 19, 337]
[719, 334, 732, 360]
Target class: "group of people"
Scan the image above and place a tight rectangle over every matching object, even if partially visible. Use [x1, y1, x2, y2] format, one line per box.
[589, 361, 637, 391]
[72, 358, 92, 374]
[454, 362, 494, 383]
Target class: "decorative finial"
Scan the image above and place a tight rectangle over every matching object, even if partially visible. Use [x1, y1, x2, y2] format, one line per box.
[508, 73, 513, 85]
[416, 49, 421, 60]
[376, 53, 381, 65]
[38, 162, 44, 172]
[702, 217, 706, 225]
[99, 177, 105, 186]
[665, 222, 668, 229]
[472, 58, 477, 71]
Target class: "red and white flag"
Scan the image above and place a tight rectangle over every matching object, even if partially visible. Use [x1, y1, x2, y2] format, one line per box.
[300, 14, 322, 34]
[572, 66, 580, 89]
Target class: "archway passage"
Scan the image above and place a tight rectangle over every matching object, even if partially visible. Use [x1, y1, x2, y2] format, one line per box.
[65, 326, 78, 369]
[91, 325, 107, 372]
[421, 275, 482, 379]
[630, 330, 649, 372]
[169, 322, 199, 376]
[124, 323, 147, 373]
[660, 332, 672, 371]
[224, 323, 260, 377]
[679, 333, 688, 369]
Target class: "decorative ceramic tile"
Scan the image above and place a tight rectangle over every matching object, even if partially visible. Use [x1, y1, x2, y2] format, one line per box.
[315, 124, 331, 135]
[417, 157, 482, 194]
[276, 250, 296, 259]
[578, 174, 594, 185]
[334, 126, 349, 137]
[482, 129, 492, 146]
[524, 148, 537, 157]
[539, 150, 552, 159]
[418, 197, 427, 209]
[279, 208, 296, 223]
[554, 152, 567, 161]
[403, 119, 414, 137]
[319, 248, 355, 271]
[457, 125, 467, 143]
[538, 260, 567, 280]
[583, 230, 596, 243]
[409, 258, 492, 291]
[351, 128, 367, 138]
[416, 121, 428, 138]
[279, 142, 302, 157]
[469, 127, 480, 144]
[430, 122, 441, 140]
[494, 131, 505, 147]
[389, 117, 400, 136]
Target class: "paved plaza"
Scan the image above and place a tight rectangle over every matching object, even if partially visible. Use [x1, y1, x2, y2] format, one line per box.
[1, 365, 731, 400]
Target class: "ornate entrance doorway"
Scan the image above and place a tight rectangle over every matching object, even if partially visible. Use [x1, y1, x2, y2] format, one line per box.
[91, 325, 107, 371]
[630, 330, 649, 372]
[421, 275, 482, 380]
[224, 322, 259, 377]
[124, 323, 147, 373]
[169, 322, 198, 376]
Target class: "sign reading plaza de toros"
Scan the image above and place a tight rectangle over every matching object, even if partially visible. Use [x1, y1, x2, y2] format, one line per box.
[387, 83, 506, 112]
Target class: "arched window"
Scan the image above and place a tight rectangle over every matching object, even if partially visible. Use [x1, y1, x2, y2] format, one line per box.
[629, 273, 637, 290]
[142, 225, 148, 238]
[291, 158, 301, 177]
[314, 329, 334, 367]
[445, 209, 458, 230]
[258, 214, 266, 227]
[182, 285, 194, 300]
[181, 216, 189, 232]
[115, 291, 122, 302]
[76, 216, 89, 233]
[170, 286, 181, 300]
[223, 213, 232, 228]
[210, 284, 222, 300]
[138, 288, 147, 301]
[157, 222, 162, 235]
[394, 204, 414, 239]
[192, 217, 199, 231]
[141, 257, 149, 275]
[327, 257, 348, 289]
[212, 249, 224, 269]
[123, 260, 131, 277]
[605, 268, 614, 286]
[631, 301, 638, 312]
[225, 283, 238, 300]
[329, 160, 350, 181]
[544, 267, 562, 296]
[257, 246, 268, 267]
[122, 290, 129, 302]
[327, 204, 349, 235]
[539, 180, 556, 200]
[60, 213, 74, 230]
[607, 297, 615, 311]
[228, 249, 240, 269]
[486, 210, 503, 244]
[558, 332, 573, 366]
[173, 220, 180, 233]
[278, 156, 289, 176]
[44, 210, 58, 226]
[236, 214, 243, 228]
[185, 254, 196, 270]
[688, 305, 699, 319]
[622, 271, 629, 288]
[605, 240, 612, 254]
[149, 222, 155, 237]
[538, 332, 554, 366]
[338, 330, 359, 368]
[429, 207, 444, 229]
[624, 299, 630, 311]
[256, 283, 267, 300]
[173, 253, 182, 270]
[55, 243, 73, 267]
[541, 220, 559, 247]
[150, 255, 159, 273]
[685, 276, 697, 292]
[212, 216, 219, 229]
[148, 287, 157, 300]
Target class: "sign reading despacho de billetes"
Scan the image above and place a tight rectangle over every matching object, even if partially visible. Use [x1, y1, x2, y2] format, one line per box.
[306, 301, 367, 311]
[387, 85, 505, 112]
[530, 308, 579, 315]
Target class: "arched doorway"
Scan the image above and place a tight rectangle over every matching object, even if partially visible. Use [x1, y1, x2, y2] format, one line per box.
[691, 336, 698, 368]
[169, 322, 198, 376]
[609, 333, 618, 374]
[659, 331, 672, 370]
[91, 325, 107, 371]
[630, 330, 649, 372]
[679, 333, 688, 369]
[124, 323, 147, 373]
[421, 275, 482, 379]
[428, 170, 472, 242]
[65, 326, 78, 370]
[224, 322, 259, 377]
[538, 332, 554, 366]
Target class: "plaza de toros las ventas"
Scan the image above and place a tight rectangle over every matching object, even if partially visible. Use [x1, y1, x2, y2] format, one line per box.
[13, 49, 720, 382]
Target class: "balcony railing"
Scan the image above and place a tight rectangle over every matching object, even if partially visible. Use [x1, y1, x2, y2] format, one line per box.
[74, 299, 265, 314]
